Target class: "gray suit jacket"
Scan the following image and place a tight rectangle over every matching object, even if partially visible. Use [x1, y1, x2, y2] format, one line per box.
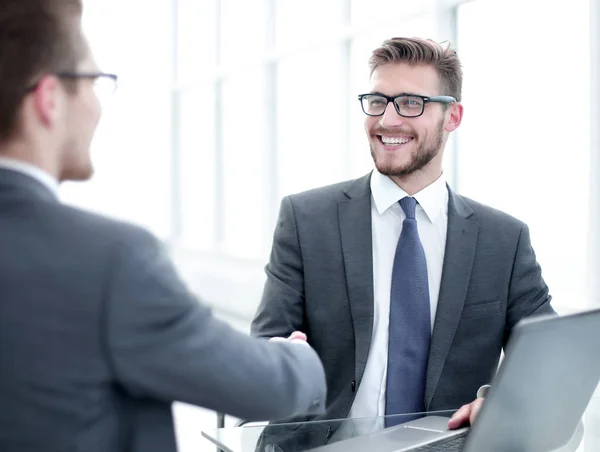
[0, 168, 326, 452]
[251, 173, 554, 450]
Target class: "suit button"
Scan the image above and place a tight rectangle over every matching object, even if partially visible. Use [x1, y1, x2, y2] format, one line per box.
[325, 426, 332, 439]
[351, 380, 356, 392]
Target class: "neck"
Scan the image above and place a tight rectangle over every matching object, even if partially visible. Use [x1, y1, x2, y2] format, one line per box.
[0, 139, 59, 180]
[389, 166, 443, 195]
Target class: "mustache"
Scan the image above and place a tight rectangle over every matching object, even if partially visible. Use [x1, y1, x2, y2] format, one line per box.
[372, 127, 416, 136]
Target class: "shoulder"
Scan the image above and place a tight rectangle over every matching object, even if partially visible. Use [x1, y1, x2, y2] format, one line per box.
[288, 180, 357, 203]
[454, 192, 526, 230]
[49, 202, 160, 255]
[285, 174, 371, 213]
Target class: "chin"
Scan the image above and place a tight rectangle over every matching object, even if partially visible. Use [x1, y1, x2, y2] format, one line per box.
[376, 165, 410, 177]
[374, 155, 414, 176]
[75, 166, 94, 181]
[60, 164, 94, 182]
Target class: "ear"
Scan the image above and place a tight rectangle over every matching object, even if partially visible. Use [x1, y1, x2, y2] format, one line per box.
[30, 75, 63, 128]
[444, 102, 463, 132]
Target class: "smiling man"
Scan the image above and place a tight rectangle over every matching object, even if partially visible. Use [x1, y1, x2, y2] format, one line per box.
[251, 37, 555, 450]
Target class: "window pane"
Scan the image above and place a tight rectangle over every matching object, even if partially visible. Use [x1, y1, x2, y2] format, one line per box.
[220, 67, 269, 258]
[349, 16, 437, 179]
[351, 0, 434, 26]
[179, 87, 217, 250]
[275, 0, 344, 50]
[177, 0, 217, 85]
[220, 0, 266, 66]
[276, 45, 346, 201]
[457, 0, 590, 309]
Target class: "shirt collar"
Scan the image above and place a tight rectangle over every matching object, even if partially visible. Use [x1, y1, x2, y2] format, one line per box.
[370, 168, 448, 223]
[0, 157, 59, 198]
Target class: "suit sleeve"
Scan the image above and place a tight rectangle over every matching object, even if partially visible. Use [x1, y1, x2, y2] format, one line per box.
[251, 196, 306, 339]
[103, 228, 326, 422]
[504, 223, 556, 345]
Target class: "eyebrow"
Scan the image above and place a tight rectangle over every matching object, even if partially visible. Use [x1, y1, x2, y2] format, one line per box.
[367, 91, 425, 97]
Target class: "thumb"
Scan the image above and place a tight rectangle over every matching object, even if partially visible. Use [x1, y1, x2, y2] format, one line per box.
[289, 331, 307, 341]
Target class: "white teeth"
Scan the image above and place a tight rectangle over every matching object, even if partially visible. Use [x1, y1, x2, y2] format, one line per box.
[381, 136, 412, 145]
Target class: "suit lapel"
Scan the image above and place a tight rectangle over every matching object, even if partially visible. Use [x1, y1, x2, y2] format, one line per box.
[425, 187, 479, 408]
[338, 174, 374, 387]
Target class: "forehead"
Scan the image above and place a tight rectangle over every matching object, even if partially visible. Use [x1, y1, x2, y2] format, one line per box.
[76, 37, 98, 71]
[78, 56, 98, 71]
[369, 62, 440, 96]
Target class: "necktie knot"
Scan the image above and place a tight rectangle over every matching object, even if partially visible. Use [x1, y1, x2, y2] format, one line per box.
[399, 196, 417, 219]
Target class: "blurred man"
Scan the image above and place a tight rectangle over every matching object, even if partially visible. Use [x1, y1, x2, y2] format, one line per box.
[0, 1, 326, 451]
[252, 37, 554, 450]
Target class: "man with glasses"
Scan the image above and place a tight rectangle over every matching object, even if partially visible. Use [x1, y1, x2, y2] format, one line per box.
[0, 1, 326, 451]
[252, 37, 554, 450]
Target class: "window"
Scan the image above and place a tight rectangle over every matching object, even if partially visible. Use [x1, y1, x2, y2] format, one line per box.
[275, 0, 344, 50]
[172, 1, 447, 259]
[176, 0, 217, 83]
[63, 0, 174, 239]
[178, 86, 217, 250]
[275, 46, 346, 201]
[220, 67, 270, 258]
[172, 2, 459, 269]
[456, 0, 591, 310]
[351, 0, 434, 26]
[220, 0, 266, 66]
[75, 0, 595, 316]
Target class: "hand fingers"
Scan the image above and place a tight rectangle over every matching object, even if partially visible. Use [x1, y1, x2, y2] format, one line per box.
[269, 332, 307, 343]
[289, 331, 307, 341]
[448, 403, 471, 429]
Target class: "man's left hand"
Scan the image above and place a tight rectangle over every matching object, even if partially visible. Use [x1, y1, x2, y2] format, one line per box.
[448, 398, 484, 429]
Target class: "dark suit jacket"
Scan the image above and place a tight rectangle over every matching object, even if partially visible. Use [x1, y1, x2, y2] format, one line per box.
[0, 168, 326, 452]
[251, 173, 555, 450]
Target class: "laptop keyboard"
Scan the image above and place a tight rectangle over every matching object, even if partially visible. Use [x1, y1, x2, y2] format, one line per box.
[411, 433, 467, 452]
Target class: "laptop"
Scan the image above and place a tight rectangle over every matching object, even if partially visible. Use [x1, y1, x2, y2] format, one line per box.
[306, 308, 600, 452]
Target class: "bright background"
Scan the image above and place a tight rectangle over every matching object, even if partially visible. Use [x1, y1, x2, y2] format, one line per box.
[59, 1, 600, 450]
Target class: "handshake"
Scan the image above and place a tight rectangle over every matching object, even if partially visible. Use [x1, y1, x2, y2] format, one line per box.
[267, 330, 485, 429]
[268, 331, 309, 346]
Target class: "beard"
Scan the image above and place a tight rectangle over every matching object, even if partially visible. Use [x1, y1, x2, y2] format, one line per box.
[370, 117, 445, 178]
[58, 138, 95, 182]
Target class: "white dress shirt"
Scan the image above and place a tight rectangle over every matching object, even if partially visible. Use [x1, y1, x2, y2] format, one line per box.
[0, 157, 59, 198]
[333, 169, 448, 439]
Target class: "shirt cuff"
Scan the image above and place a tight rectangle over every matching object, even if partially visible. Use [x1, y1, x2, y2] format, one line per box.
[477, 384, 491, 399]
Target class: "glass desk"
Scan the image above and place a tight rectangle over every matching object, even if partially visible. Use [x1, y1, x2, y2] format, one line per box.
[202, 397, 600, 452]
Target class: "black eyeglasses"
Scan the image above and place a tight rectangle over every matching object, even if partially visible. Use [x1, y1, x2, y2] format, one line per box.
[358, 93, 456, 118]
[26, 72, 118, 94]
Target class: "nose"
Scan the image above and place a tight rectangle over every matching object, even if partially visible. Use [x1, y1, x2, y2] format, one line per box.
[379, 101, 405, 128]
